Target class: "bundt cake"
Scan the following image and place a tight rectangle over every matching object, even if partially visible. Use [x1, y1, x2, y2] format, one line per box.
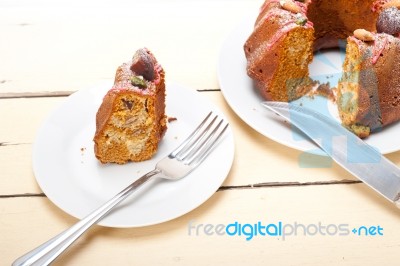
[244, 0, 400, 137]
[93, 48, 167, 164]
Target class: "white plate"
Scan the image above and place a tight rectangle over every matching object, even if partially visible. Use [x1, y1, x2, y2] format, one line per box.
[218, 16, 400, 154]
[33, 83, 234, 228]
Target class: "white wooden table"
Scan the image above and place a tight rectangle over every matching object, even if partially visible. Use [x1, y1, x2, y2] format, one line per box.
[1, 1, 400, 265]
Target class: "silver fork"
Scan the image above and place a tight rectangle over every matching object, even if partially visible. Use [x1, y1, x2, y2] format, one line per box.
[13, 112, 229, 266]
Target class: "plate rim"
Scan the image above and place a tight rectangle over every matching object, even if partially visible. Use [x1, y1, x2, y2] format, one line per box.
[32, 82, 235, 228]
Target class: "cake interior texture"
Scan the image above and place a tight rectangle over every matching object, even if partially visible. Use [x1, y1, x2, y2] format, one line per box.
[264, 26, 314, 101]
[94, 88, 165, 164]
[338, 39, 371, 138]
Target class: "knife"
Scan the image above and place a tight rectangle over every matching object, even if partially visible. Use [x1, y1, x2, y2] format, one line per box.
[262, 101, 400, 208]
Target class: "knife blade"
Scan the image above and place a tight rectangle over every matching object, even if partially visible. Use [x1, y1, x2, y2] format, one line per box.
[262, 101, 400, 208]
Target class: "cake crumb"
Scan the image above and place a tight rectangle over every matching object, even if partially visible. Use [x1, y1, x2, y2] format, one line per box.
[296, 79, 318, 99]
[315, 82, 332, 97]
[80, 147, 87, 156]
[307, 82, 336, 102]
[168, 117, 177, 123]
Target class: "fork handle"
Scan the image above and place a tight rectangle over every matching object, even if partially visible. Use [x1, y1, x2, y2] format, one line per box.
[13, 169, 161, 266]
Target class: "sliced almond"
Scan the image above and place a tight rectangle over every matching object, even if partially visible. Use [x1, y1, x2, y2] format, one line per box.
[354, 29, 375, 42]
[280, 0, 302, 14]
[383, 0, 400, 9]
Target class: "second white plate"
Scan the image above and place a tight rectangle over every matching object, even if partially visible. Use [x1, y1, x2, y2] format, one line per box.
[218, 16, 400, 154]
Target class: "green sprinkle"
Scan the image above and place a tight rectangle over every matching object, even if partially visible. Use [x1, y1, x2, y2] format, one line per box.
[130, 76, 147, 89]
[295, 17, 308, 26]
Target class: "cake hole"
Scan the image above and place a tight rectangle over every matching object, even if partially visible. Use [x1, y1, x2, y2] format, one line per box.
[259, 69, 263, 73]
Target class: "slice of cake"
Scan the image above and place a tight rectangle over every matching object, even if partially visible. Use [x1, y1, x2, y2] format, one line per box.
[338, 31, 400, 138]
[93, 48, 167, 164]
[244, 2, 315, 101]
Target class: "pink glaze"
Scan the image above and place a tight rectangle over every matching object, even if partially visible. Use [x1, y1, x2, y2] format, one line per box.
[348, 36, 364, 46]
[265, 23, 298, 49]
[257, 7, 313, 49]
[258, 6, 312, 29]
[259, 0, 280, 14]
[109, 80, 156, 96]
[349, 35, 389, 65]
[259, 0, 308, 15]
[153, 64, 163, 85]
[294, 0, 308, 13]
[108, 58, 163, 95]
[258, 9, 281, 26]
[371, 0, 390, 12]
[372, 35, 389, 64]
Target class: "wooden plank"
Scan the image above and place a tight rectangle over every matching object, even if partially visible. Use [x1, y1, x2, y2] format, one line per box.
[1, 92, 400, 194]
[0, 1, 260, 93]
[0, 144, 41, 195]
[2, 184, 399, 265]
[0, 91, 72, 99]
[0, 97, 64, 144]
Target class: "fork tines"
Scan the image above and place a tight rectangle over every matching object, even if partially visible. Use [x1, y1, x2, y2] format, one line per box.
[171, 112, 229, 166]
